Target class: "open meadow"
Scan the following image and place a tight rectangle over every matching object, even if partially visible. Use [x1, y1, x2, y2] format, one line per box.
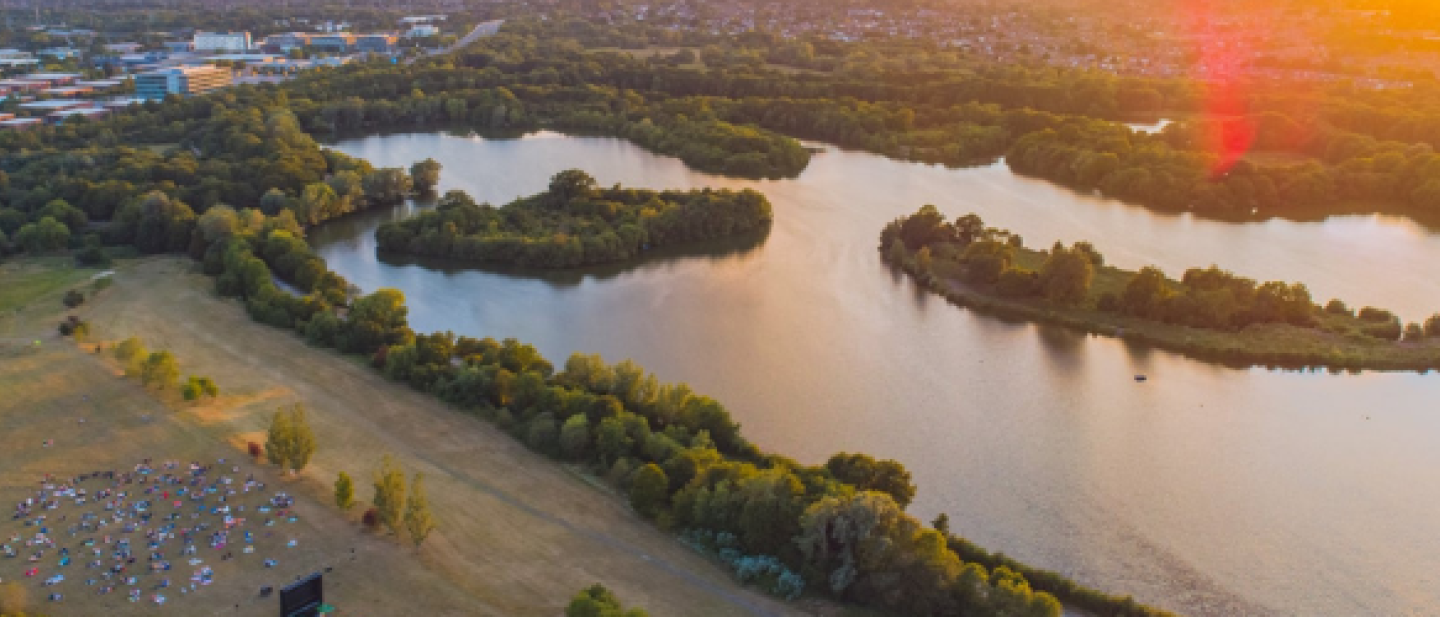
[0, 256, 834, 617]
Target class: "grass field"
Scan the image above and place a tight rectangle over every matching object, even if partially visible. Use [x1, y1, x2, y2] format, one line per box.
[0, 256, 842, 616]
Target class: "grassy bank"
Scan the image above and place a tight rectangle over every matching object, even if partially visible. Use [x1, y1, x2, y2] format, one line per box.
[882, 240, 1440, 373]
[0, 256, 825, 617]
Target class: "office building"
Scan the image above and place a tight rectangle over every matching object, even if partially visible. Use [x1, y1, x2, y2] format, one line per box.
[193, 32, 252, 53]
[134, 65, 232, 100]
[355, 35, 398, 53]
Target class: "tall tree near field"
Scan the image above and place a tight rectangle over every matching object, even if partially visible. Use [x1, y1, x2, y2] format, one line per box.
[287, 405, 317, 473]
[266, 410, 294, 468]
[372, 454, 407, 536]
[404, 472, 436, 548]
[140, 351, 180, 390]
[335, 472, 355, 510]
[114, 336, 148, 377]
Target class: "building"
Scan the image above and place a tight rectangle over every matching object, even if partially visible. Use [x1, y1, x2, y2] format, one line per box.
[27, 73, 81, 86]
[263, 33, 311, 52]
[18, 99, 93, 114]
[404, 25, 439, 38]
[48, 107, 108, 124]
[193, 32, 252, 53]
[39, 47, 81, 60]
[163, 42, 194, 53]
[0, 49, 39, 69]
[0, 117, 43, 130]
[0, 79, 53, 93]
[309, 34, 356, 53]
[41, 86, 93, 97]
[134, 65, 232, 100]
[354, 35, 398, 53]
[75, 79, 125, 91]
[104, 43, 143, 54]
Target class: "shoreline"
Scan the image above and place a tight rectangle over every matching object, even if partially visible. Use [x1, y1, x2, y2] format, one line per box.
[881, 243, 1440, 373]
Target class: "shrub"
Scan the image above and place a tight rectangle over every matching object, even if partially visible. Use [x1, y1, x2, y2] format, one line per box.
[361, 507, 380, 531]
[63, 289, 85, 308]
[247, 441, 264, 460]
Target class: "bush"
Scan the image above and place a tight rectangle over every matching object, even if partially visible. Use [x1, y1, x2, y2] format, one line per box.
[361, 507, 381, 530]
[63, 289, 85, 308]
[248, 441, 264, 460]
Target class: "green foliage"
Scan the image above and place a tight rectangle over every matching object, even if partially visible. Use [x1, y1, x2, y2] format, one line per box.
[825, 452, 917, 509]
[565, 584, 649, 617]
[181, 376, 220, 402]
[14, 216, 70, 253]
[372, 454, 408, 537]
[629, 463, 670, 519]
[335, 471, 356, 511]
[410, 158, 443, 193]
[113, 336, 148, 376]
[1038, 242, 1094, 305]
[62, 289, 85, 308]
[140, 351, 180, 390]
[376, 173, 772, 269]
[404, 472, 436, 548]
[265, 405, 316, 473]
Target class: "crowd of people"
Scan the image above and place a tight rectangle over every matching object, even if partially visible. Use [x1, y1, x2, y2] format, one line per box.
[2, 457, 305, 606]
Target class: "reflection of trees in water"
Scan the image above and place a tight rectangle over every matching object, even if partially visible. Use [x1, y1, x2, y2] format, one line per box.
[373, 224, 773, 288]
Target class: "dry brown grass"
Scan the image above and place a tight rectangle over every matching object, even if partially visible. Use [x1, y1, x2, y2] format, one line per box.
[0, 256, 838, 617]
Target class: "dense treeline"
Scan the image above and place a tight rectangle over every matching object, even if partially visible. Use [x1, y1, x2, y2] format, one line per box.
[881, 207, 1440, 370]
[0, 92, 438, 263]
[1008, 113, 1440, 218]
[376, 170, 772, 268]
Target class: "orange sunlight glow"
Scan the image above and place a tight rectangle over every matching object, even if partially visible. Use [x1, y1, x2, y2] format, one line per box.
[1183, 0, 1255, 177]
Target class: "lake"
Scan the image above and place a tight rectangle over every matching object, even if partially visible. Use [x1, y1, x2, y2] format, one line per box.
[317, 131, 1440, 616]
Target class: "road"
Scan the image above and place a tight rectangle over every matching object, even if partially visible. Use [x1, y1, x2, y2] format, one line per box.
[407, 19, 504, 65]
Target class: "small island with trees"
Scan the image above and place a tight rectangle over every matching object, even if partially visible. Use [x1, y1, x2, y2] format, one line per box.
[375, 169, 773, 269]
[881, 206, 1440, 371]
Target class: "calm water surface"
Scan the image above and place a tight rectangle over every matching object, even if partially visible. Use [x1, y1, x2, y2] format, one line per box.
[318, 132, 1440, 617]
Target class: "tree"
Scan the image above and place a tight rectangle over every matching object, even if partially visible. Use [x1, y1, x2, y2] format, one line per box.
[113, 336, 148, 376]
[140, 351, 180, 390]
[266, 409, 294, 468]
[263, 404, 316, 473]
[549, 169, 597, 203]
[1038, 243, 1094, 305]
[566, 584, 649, 617]
[404, 472, 436, 548]
[363, 168, 413, 204]
[260, 188, 291, 215]
[1119, 266, 1171, 317]
[373, 454, 408, 536]
[410, 158, 442, 193]
[288, 405, 317, 472]
[826, 452, 917, 509]
[596, 416, 633, 466]
[629, 463, 669, 519]
[14, 216, 70, 252]
[559, 414, 591, 460]
[63, 289, 85, 308]
[182, 376, 220, 402]
[335, 471, 356, 510]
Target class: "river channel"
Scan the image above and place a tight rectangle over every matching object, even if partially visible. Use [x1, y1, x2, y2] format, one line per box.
[314, 131, 1440, 616]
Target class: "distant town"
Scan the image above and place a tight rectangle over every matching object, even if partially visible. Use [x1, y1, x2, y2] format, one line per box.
[0, 15, 502, 130]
